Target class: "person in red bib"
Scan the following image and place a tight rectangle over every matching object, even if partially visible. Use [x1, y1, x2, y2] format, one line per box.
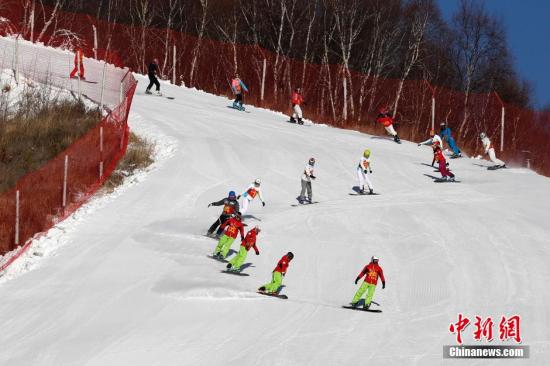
[290, 87, 305, 124]
[258, 252, 294, 294]
[213, 212, 245, 259]
[227, 226, 261, 272]
[376, 106, 401, 143]
[435, 145, 455, 181]
[238, 178, 265, 215]
[351, 256, 385, 309]
[69, 46, 85, 79]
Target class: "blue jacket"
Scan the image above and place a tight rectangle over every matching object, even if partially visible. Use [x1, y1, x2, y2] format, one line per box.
[440, 127, 454, 141]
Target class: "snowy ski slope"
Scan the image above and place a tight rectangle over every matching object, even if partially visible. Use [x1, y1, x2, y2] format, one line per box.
[1, 75, 549, 365]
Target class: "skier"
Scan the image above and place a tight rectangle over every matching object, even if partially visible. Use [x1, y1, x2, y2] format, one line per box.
[231, 73, 248, 111]
[69, 46, 85, 79]
[418, 130, 443, 166]
[226, 226, 260, 272]
[290, 87, 305, 124]
[213, 212, 245, 259]
[434, 145, 455, 181]
[145, 58, 161, 95]
[351, 256, 385, 310]
[376, 106, 401, 144]
[258, 252, 294, 294]
[206, 191, 240, 237]
[298, 157, 316, 204]
[440, 122, 461, 158]
[480, 132, 506, 168]
[356, 149, 374, 194]
[238, 179, 265, 215]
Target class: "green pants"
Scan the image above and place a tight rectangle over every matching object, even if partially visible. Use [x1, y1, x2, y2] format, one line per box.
[352, 282, 376, 306]
[214, 234, 236, 258]
[262, 271, 283, 293]
[229, 246, 248, 270]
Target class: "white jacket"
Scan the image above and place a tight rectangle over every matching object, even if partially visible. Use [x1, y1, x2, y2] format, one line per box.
[357, 157, 371, 173]
[241, 184, 264, 202]
[419, 134, 443, 147]
[481, 136, 493, 153]
[301, 164, 315, 182]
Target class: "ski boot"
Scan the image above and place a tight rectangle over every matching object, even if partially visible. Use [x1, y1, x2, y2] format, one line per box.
[226, 263, 233, 270]
[394, 135, 401, 144]
[289, 117, 296, 123]
[350, 302, 359, 308]
[155, 90, 163, 96]
[368, 188, 374, 195]
[297, 118, 304, 125]
[145, 89, 152, 95]
[363, 303, 371, 310]
[238, 103, 245, 111]
[258, 286, 266, 293]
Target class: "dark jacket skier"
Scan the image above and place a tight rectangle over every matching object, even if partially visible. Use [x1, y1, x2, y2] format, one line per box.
[207, 191, 240, 236]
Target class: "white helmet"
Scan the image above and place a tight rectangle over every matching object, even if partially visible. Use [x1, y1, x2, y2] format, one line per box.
[480, 132, 487, 139]
[371, 256, 379, 263]
[254, 178, 261, 186]
[254, 225, 261, 233]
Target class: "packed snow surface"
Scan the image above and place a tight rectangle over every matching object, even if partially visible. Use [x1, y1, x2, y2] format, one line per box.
[1, 74, 549, 365]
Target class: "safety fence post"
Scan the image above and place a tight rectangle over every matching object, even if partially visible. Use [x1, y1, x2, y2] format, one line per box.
[15, 190, 20, 246]
[62, 155, 69, 208]
[173, 44, 177, 85]
[93, 25, 98, 60]
[99, 126, 104, 178]
[494, 92, 505, 152]
[99, 63, 106, 111]
[261, 58, 266, 103]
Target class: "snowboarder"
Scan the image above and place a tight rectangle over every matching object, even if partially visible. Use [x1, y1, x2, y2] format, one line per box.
[290, 87, 305, 124]
[480, 132, 506, 168]
[207, 191, 240, 237]
[231, 73, 248, 111]
[418, 129, 443, 166]
[226, 226, 261, 272]
[213, 212, 245, 259]
[258, 252, 294, 294]
[298, 157, 316, 203]
[434, 145, 455, 181]
[145, 58, 161, 95]
[238, 179, 265, 215]
[356, 149, 374, 194]
[440, 122, 462, 158]
[376, 106, 401, 144]
[69, 46, 85, 79]
[351, 256, 385, 310]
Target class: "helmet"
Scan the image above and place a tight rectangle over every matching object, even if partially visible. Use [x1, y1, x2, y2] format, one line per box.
[153, 58, 159, 64]
[480, 132, 487, 139]
[309, 157, 315, 165]
[440, 121, 447, 128]
[287, 252, 294, 260]
[254, 225, 261, 233]
[254, 178, 261, 186]
[429, 129, 435, 137]
[378, 106, 388, 114]
[363, 149, 371, 158]
[228, 190, 236, 199]
[371, 256, 379, 263]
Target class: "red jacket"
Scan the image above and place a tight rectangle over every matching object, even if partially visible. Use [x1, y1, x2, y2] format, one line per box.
[357, 263, 385, 285]
[273, 254, 291, 274]
[376, 113, 393, 127]
[291, 91, 304, 105]
[435, 149, 446, 164]
[220, 217, 245, 239]
[241, 229, 259, 254]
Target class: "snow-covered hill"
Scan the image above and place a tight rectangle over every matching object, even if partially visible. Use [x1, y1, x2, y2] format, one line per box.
[1, 75, 549, 365]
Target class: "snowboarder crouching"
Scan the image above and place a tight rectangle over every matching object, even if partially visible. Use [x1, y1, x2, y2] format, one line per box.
[227, 226, 261, 272]
[480, 132, 506, 168]
[259, 252, 294, 294]
[238, 179, 265, 215]
[207, 191, 240, 237]
[434, 145, 455, 181]
[231, 74, 249, 110]
[376, 107, 401, 143]
[213, 212, 245, 259]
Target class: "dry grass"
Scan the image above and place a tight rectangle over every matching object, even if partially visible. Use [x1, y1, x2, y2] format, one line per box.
[102, 132, 155, 192]
[0, 93, 99, 193]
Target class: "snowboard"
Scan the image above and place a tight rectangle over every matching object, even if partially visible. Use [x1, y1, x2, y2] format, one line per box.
[450, 154, 463, 159]
[69, 77, 98, 84]
[221, 270, 249, 276]
[342, 305, 382, 313]
[227, 105, 251, 113]
[291, 201, 319, 207]
[286, 120, 311, 126]
[487, 165, 506, 170]
[434, 178, 461, 183]
[144, 92, 175, 99]
[207, 255, 228, 263]
[349, 192, 380, 196]
[257, 291, 288, 299]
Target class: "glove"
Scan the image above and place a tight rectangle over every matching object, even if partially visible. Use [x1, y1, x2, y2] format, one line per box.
[354, 277, 359, 285]
[369, 170, 373, 174]
[446, 162, 449, 166]
[310, 175, 316, 180]
[262, 201, 266, 207]
[255, 251, 260, 255]
[237, 195, 241, 199]
[382, 281, 386, 289]
[363, 169, 368, 174]
[208, 203, 212, 207]
[240, 236, 244, 241]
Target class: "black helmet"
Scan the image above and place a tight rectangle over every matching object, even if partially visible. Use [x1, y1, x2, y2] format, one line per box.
[287, 252, 294, 260]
